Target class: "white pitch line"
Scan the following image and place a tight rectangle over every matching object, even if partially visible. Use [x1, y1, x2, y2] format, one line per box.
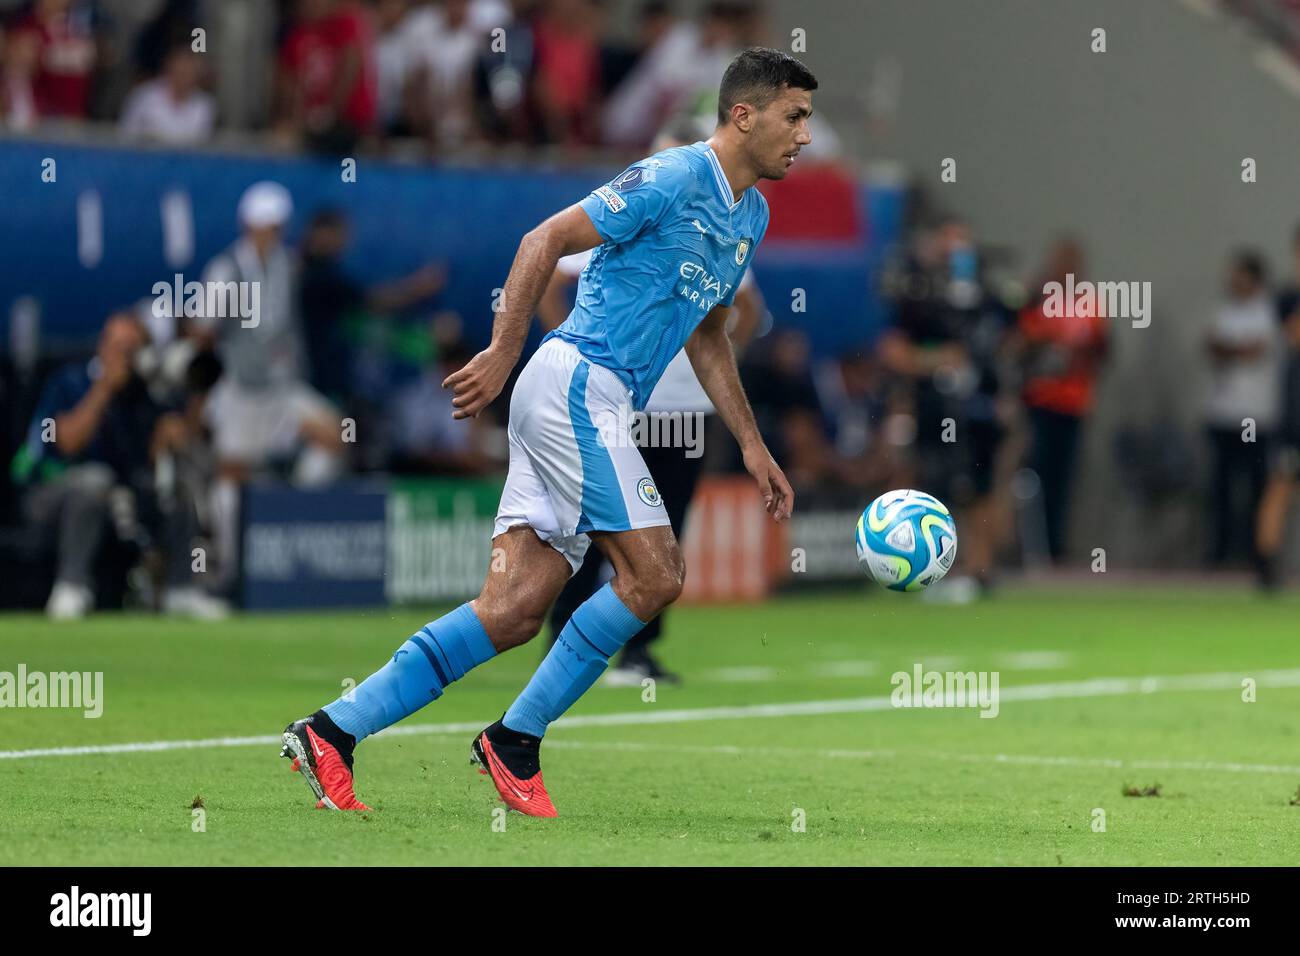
[543, 739, 1300, 777]
[3, 667, 1300, 761]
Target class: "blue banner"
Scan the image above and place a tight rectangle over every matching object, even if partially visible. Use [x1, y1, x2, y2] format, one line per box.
[240, 482, 387, 610]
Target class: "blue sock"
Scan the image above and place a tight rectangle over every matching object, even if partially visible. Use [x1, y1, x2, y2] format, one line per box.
[324, 602, 496, 743]
[503, 582, 646, 738]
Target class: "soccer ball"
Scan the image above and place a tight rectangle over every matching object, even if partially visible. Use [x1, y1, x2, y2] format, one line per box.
[854, 489, 958, 591]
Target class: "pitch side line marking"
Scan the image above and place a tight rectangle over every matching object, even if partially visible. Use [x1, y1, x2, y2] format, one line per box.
[1, 667, 1298, 761]
[541, 740, 1300, 776]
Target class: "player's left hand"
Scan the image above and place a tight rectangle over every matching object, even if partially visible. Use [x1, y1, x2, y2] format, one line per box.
[443, 346, 514, 420]
[743, 444, 794, 521]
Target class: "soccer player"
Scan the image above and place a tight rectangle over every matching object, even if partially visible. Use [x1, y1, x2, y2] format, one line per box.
[537, 120, 766, 685]
[281, 48, 815, 815]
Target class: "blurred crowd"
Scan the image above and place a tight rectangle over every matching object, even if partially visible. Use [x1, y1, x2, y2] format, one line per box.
[10, 174, 1300, 617]
[736, 217, 1109, 602]
[0, 0, 841, 157]
[0, 175, 1116, 618]
[0, 178, 498, 618]
[6, 0, 1300, 617]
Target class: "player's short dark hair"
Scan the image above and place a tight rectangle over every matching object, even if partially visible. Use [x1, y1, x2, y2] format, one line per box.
[717, 47, 818, 125]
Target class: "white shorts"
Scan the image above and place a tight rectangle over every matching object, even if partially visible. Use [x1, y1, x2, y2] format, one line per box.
[493, 338, 670, 573]
[205, 378, 336, 464]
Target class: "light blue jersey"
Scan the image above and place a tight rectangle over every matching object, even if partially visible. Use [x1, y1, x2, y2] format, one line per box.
[544, 141, 770, 410]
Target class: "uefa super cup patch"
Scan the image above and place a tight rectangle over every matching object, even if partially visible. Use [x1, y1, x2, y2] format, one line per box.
[611, 160, 663, 191]
[610, 167, 644, 191]
[595, 185, 626, 213]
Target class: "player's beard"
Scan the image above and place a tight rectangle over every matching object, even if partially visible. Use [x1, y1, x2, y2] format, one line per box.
[748, 141, 789, 181]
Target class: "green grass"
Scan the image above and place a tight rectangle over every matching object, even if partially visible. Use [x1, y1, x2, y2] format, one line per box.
[3, 587, 1300, 865]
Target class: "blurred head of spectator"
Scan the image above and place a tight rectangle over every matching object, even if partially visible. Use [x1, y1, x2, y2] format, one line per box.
[1038, 232, 1084, 285]
[638, 0, 676, 50]
[303, 206, 350, 260]
[1226, 248, 1268, 302]
[134, 0, 202, 78]
[119, 43, 215, 145]
[238, 180, 294, 258]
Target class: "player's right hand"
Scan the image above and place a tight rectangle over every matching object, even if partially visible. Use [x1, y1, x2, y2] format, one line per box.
[443, 346, 515, 419]
[742, 444, 794, 522]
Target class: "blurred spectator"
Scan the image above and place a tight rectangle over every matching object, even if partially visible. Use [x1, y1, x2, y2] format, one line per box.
[9, 314, 149, 618]
[133, 0, 201, 79]
[601, 0, 747, 149]
[1, 24, 41, 130]
[298, 206, 446, 403]
[1203, 248, 1280, 567]
[144, 346, 228, 618]
[1256, 224, 1300, 587]
[532, 0, 603, 145]
[7, 313, 218, 618]
[742, 328, 834, 487]
[470, 0, 537, 144]
[880, 219, 1010, 588]
[388, 331, 498, 473]
[119, 43, 214, 144]
[813, 347, 902, 491]
[193, 182, 345, 592]
[403, 0, 505, 146]
[276, 0, 377, 154]
[1013, 236, 1107, 563]
[597, 0, 674, 99]
[372, 0, 415, 134]
[12, 0, 102, 120]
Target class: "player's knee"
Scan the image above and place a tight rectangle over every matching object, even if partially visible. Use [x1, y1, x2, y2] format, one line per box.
[637, 553, 684, 612]
[475, 602, 545, 651]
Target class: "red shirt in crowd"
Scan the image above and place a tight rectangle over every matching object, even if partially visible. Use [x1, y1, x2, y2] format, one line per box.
[1017, 296, 1107, 417]
[14, 6, 97, 118]
[532, 17, 600, 144]
[280, 3, 377, 131]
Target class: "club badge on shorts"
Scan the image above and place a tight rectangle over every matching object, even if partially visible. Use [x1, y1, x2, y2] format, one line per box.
[637, 477, 663, 507]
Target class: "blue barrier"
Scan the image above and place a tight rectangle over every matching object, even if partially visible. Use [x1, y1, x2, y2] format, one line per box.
[0, 139, 899, 358]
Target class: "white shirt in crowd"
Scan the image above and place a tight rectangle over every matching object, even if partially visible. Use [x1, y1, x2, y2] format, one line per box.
[119, 79, 216, 145]
[391, 0, 510, 140]
[601, 22, 736, 149]
[1204, 291, 1282, 430]
[556, 249, 756, 415]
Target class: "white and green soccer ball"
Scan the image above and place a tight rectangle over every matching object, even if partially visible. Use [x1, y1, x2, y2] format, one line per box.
[855, 489, 958, 592]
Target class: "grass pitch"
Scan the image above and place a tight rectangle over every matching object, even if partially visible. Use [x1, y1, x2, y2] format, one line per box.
[2, 587, 1299, 866]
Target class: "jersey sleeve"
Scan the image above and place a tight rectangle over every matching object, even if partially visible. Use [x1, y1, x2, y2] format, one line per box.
[578, 155, 693, 246]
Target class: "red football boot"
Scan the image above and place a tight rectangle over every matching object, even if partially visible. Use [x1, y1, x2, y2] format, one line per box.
[281, 713, 370, 811]
[470, 720, 558, 817]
